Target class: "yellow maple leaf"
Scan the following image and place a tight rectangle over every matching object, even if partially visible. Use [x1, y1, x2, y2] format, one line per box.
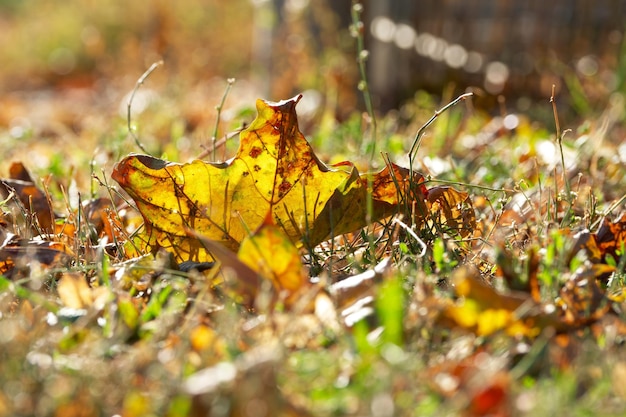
[112, 95, 427, 262]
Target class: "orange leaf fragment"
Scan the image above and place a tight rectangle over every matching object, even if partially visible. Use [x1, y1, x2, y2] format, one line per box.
[82, 197, 124, 242]
[573, 213, 626, 279]
[425, 186, 476, 238]
[0, 239, 73, 278]
[0, 162, 54, 232]
[113, 95, 427, 263]
[593, 212, 626, 258]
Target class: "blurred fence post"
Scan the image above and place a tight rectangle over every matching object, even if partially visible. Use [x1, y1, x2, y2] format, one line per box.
[358, 0, 626, 109]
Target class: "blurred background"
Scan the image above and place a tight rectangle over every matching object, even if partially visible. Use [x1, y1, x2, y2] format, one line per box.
[0, 0, 625, 171]
[364, 0, 626, 112]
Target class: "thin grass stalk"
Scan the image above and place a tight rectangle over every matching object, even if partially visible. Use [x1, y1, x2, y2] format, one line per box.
[210, 78, 235, 162]
[127, 61, 163, 155]
[351, 2, 377, 259]
[551, 85, 575, 227]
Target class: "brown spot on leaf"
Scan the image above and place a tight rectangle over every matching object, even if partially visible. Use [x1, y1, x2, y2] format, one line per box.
[278, 180, 292, 196]
[249, 146, 262, 158]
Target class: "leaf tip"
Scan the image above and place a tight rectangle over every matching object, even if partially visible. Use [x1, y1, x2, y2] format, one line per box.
[258, 94, 303, 114]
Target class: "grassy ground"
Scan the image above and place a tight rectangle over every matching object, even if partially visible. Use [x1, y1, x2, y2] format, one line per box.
[1, 2, 626, 416]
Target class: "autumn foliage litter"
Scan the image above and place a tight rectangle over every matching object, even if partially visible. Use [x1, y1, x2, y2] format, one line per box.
[2, 1, 626, 412]
[1, 81, 626, 415]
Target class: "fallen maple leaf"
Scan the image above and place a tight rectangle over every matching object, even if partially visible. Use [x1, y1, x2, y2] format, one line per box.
[113, 95, 427, 262]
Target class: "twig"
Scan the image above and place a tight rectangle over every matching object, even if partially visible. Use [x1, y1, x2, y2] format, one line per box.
[550, 85, 561, 144]
[427, 177, 514, 193]
[211, 78, 236, 161]
[408, 92, 473, 165]
[127, 61, 163, 154]
[197, 127, 246, 161]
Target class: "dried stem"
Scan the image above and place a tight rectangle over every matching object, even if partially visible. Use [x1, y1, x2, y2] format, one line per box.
[211, 78, 236, 161]
[408, 92, 473, 167]
[127, 61, 163, 155]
